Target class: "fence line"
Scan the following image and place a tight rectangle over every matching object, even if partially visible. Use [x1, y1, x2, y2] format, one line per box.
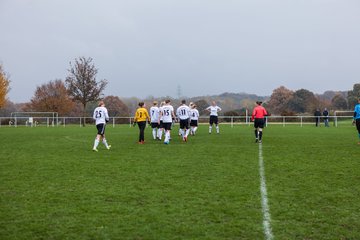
[0, 115, 353, 128]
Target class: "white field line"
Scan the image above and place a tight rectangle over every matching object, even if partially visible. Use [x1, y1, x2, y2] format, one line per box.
[258, 143, 274, 240]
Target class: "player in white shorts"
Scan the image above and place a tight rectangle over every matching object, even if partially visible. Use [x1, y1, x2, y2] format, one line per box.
[92, 101, 111, 151]
[206, 101, 222, 134]
[159, 99, 176, 144]
[150, 101, 160, 140]
[176, 99, 191, 142]
[189, 104, 199, 135]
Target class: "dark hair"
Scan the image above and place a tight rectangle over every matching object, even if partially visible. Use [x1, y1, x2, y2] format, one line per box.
[138, 102, 144, 107]
[165, 99, 171, 104]
[181, 99, 186, 104]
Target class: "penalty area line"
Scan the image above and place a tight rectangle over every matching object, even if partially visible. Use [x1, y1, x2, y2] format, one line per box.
[258, 143, 274, 240]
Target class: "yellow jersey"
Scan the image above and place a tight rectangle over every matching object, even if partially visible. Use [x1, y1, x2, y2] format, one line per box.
[134, 107, 150, 122]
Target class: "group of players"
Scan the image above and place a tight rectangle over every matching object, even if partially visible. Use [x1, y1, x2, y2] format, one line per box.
[133, 99, 221, 145]
[91, 98, 270, 151]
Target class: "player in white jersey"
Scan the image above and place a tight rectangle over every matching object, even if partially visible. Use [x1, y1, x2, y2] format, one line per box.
[189, 104, 199, 135]
[149, 101, 160, 140]
[206, 101, 222, 134]
[176, 99, 191, 142]
[159, 99, 175, 144]
[157, 101, 165, 140]
[92, 101, 111, 151]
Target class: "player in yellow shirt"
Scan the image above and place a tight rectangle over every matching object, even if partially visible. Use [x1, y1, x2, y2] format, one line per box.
[134, 102, 150, 144]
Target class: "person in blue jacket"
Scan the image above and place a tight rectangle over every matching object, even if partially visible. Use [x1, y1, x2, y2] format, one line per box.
[353, 97, 360, 145]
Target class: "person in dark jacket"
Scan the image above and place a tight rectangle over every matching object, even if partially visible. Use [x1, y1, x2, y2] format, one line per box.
[323, 108, 329, 127]
[314, 109, 321, 127]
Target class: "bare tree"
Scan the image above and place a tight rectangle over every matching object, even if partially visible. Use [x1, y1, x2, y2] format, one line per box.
[0, 64, 11, 109]
[65, 57, 108, 119]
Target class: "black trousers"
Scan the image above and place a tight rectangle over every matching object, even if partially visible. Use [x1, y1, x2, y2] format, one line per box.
[137, 121, 146, 142]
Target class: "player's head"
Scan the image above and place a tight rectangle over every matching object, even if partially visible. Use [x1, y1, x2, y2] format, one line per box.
[181, 99, 186, 105]
[212, 101, 216, 106]
[98, 101, 105, 107]
[160, 101, 165, 107]
[256, 101, 262, 105]
[192, 104, 197, 109]
[165, 99, 171, 104]
[189, 102, 194, 107]
[153, 101, 158, 106]
[138, 102, 145, 107]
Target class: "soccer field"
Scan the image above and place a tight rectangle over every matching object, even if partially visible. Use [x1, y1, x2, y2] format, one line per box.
[1, 124, 359, 239]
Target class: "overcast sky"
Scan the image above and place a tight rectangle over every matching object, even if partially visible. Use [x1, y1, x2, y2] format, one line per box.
[1, 0, 359, 103]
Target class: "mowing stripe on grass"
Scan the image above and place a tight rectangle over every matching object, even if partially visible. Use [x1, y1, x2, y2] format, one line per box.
[258, 143, 274, 240]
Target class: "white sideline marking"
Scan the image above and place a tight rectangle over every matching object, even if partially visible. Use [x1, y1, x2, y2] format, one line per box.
[258, 143, 274, 240]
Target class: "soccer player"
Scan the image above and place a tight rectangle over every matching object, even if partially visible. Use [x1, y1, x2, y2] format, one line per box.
[251, 101, 268, 143]
[176, 99, 191, 142]
[352, 97, 360, 145]
[134, 102, 150, 144]
[150, 101, 160, 140]
[206, 101, 222, 134]
[159, 99, 175, 144]
[157, 101, 165, 140]
[190, 104, 199, 135]
[92, 101, 111, 151]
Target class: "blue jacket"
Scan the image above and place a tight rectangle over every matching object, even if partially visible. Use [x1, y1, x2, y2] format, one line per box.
[354, 103, 360, 120]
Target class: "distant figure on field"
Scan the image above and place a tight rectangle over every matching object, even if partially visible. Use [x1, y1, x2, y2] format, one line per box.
[134, 102, 150, 144]
[150, 101, 160, 140]
[159, 99, 176, 144]
[206, 101, 222, 134]
[353, 97, 360, 145]
[92, 101, 111, 151]
[251, 101, 268, 143]
[176, 99, 191, 142]
[323, 108, 330, 127]
[314, 108, 321, 127]
[189, 104, 200, 135]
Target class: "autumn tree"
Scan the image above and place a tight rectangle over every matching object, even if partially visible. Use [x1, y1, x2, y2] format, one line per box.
[331, 94, 348, 110]
[104, 95, 129, 117]
[65, 57, 108, 118]
[0, 64, 11, 108]
[193, 99, 209, 116]
[267, 86, 294, 115]
[347, 83, 360, 109]
[288, 89, 319, 113]
[25, 79, 74, 115]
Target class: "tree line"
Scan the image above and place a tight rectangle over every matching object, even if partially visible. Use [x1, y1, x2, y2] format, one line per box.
[0, 57, 359, 118]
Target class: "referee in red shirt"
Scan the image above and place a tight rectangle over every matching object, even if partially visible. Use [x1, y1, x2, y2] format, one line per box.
[251, 101, 268, 143]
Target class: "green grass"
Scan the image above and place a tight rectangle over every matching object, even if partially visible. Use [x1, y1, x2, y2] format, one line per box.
[1, 124, 359, 239]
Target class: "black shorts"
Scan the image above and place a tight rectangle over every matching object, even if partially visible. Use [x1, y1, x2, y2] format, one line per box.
[254, 118, 265, 129]
[96, 123, 106, 135]
[190, 120, 198, 127]
[163, 122, 172, 131]
[151, 122, 159, 128]
[209, 115, 218, 125]
[179, 119, 190, 129]
[159, 121, 164, 129]
[356, 119, 360, 133]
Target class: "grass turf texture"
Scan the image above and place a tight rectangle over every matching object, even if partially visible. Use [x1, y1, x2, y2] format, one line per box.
[0, 124, 359, 239]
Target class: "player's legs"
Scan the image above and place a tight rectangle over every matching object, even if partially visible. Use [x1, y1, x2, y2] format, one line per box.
[356, 119, 360, 144]
[163, 123, 172, 144]
[101, 134, 111, 149]
[93, 124, 104, 150]
[138, 121, 146, 143]
[214, 117, 219, 134]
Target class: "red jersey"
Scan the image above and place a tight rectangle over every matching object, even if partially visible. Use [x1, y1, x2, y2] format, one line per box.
[252, 105, 268, 120]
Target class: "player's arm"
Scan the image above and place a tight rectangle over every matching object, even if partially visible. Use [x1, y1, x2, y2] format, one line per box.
[251, 109, 256, 121]
[105, 109, 110, 123]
